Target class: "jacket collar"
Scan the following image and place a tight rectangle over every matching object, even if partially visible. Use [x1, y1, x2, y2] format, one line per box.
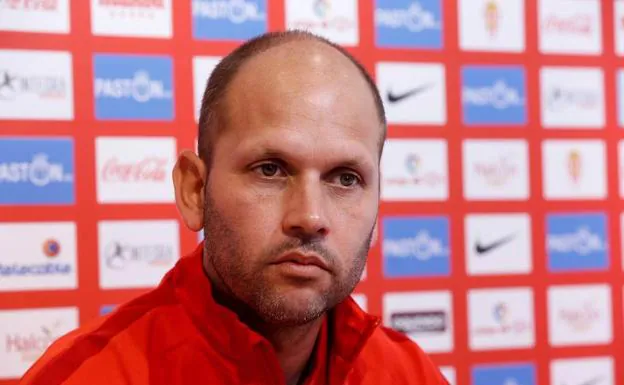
[171, 242, 381, 367]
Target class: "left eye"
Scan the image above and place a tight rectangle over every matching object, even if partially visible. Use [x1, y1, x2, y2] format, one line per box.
[337, 173, 360, 187]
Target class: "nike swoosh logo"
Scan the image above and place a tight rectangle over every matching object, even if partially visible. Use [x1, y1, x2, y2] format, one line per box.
[475, 233, 516, 255]
[387, 83, 434, 103]
[574, 376, 604, 385]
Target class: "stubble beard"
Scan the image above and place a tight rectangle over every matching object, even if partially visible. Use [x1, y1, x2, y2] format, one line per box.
[202, 191, 372, 327]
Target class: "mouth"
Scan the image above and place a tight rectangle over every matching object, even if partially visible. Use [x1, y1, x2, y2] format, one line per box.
[272, 252, 330, 271]
[269, 251, 331, 279]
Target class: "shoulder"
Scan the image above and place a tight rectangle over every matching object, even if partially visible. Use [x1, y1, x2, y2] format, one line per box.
[20, 287, 188, 385]
[356, 325, 449, 384]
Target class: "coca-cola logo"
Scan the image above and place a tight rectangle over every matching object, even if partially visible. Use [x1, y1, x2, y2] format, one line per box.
[542, 14, 592, 35]
[101, 157, 167, 182]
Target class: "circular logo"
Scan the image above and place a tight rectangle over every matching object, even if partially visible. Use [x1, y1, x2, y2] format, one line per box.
[493, 302, 508, 324]
[43, 239, 61, 257]
[405, 153, 421, 176]
[314, 0, 330, 18]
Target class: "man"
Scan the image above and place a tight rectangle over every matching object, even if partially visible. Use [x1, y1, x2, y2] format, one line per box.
[20, 30, 449, 385]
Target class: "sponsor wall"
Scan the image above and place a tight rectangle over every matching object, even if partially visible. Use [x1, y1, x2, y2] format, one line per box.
[0, 0, 622, 384]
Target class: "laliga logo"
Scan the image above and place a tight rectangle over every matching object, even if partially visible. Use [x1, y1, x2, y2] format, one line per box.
[493, 302, 509, 325]
[405, 153, 421, 177]
[484, 0, 499, 37]
[567, 150, 581, 184]
[314, 0, 330, 18]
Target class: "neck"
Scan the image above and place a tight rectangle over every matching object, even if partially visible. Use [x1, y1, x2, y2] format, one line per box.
[203, 258, 325, 385]
[257, 317, 325, 385]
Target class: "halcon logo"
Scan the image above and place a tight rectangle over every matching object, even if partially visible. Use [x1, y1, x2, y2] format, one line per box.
[101, 157, 167, 182]
[474, 156, 517, 186]
[463, 80, 524, 110]
[375, 2, 441, 32]
[192, 0, 266, 24]
[104, 241, 173, 270]
[542, 14, 592, 35]
[0, 153, 74, 187]
[0, 69, 67, 101]
[383, 231, 449, 261]
[5, 320, 63, 362]
[94, 70, 172, 103]
[547, 227, 606, 256]
[559, 301, 600, 331]
[390, 311, 447, 333]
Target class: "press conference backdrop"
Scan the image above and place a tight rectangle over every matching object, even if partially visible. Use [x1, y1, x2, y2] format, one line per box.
[0, 0, 623, 384]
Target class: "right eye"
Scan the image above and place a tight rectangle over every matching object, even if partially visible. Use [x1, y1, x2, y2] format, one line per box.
[253, 162, 285, 178]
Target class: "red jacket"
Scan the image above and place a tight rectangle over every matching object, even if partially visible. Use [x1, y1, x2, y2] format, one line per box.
[21, 243, 449, 385]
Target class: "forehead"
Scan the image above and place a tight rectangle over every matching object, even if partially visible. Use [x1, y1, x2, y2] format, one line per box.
[221, 41, 381, 160]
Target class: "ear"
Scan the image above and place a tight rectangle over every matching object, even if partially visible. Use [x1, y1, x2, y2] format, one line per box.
[172, 150, 207, 232]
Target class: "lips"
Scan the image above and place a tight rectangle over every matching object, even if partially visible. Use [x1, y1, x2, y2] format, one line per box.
[272, 252, 330, 272]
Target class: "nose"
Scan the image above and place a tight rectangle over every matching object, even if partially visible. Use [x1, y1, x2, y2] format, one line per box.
[282, 176, 329, 239]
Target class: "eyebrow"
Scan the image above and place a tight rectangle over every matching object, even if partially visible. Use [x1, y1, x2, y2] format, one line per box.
[245, 145, 375, 172]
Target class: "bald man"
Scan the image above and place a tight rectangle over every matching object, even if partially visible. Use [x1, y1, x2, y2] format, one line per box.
[20, 31, 450, 385]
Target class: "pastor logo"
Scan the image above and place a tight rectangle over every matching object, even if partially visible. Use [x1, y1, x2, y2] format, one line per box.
[546, 212, 608, 273]
[0, 138, 74, 205]
[93, 54, 174, 120]
[382, 216, 450, 278]
[192, 0, 267, 40]
[461, 65, 527, 125]
[375, 0, 443, 49]
[472, 363, 536, 385]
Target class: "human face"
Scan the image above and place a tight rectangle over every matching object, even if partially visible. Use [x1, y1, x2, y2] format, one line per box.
[202, 44, 381, 326]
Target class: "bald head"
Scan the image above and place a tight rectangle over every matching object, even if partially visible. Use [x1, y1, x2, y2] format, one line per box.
[197, 30, 386, 170]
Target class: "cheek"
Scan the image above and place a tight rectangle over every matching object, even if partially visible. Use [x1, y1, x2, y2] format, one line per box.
[208, 175, 282, 241]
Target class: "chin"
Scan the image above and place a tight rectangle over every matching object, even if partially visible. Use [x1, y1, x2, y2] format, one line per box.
[253, 287, 330, 326]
